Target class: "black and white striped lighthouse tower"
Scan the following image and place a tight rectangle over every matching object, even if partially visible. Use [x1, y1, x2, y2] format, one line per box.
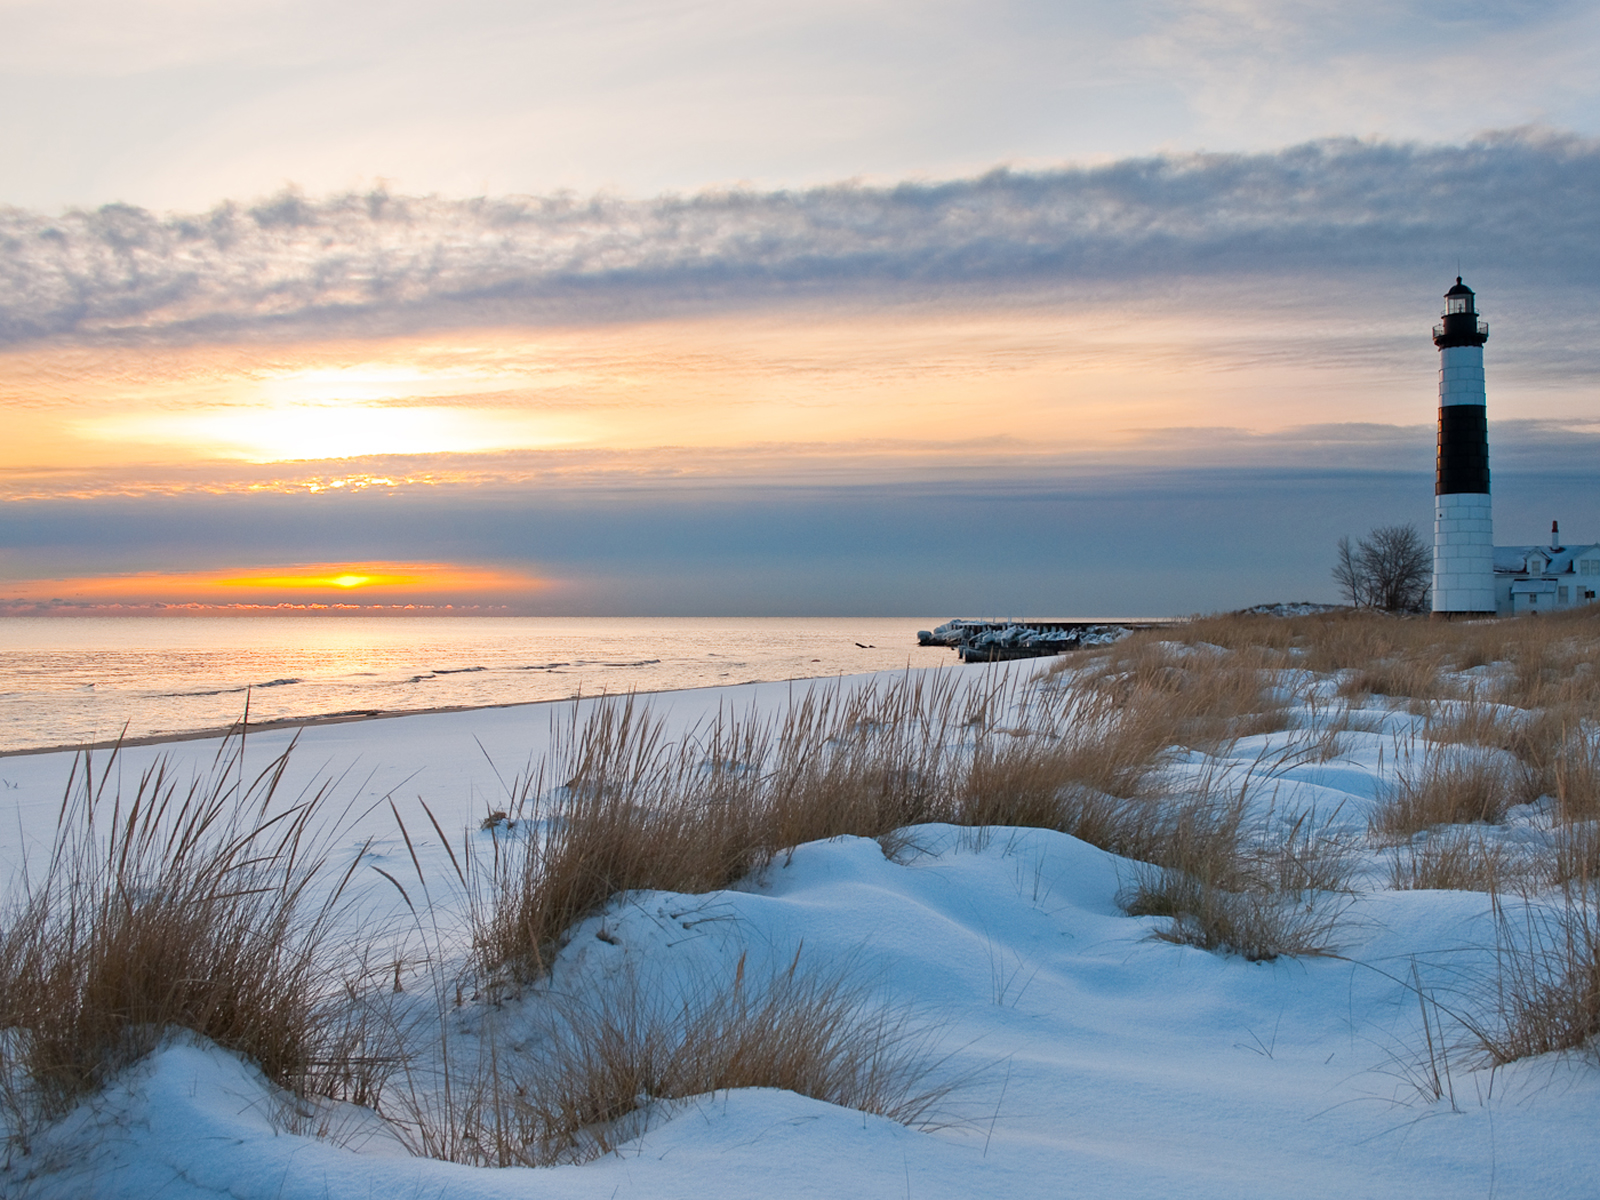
[1432, 277, 1494, 616]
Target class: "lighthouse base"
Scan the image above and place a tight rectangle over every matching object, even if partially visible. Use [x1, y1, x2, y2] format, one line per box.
[1433, 492, 1495, 615]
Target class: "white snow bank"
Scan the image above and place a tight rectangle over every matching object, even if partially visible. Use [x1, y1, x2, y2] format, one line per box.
[4, 667, 1600, 1198]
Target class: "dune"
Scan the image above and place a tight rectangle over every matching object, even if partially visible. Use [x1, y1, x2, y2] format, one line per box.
[3, 620, 1599, 1198]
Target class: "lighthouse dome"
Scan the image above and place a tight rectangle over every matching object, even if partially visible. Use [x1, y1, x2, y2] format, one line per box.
[1444, 277, 1475, 314]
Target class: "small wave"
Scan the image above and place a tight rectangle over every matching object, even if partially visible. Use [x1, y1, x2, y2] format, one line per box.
[519, 663, 571, 671]
[406, 674, 436, 684]
[599, 659, 662, 668]
[160, 685, 250, 698]
[432, 666, 489, 675]
[256, 678, 302, 689]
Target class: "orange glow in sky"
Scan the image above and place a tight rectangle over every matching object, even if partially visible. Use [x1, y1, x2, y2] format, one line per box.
[210, 568, 427, 591]
[1, 562, 550, 609]
[0, 304, 1444, 498]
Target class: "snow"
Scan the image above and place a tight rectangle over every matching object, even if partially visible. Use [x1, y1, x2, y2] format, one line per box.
[4, 665, 1600, 1198]
[1236, 602, 1345, 618]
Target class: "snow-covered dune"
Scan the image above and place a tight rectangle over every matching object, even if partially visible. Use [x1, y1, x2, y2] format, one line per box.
[3, 665, 1597, 1198]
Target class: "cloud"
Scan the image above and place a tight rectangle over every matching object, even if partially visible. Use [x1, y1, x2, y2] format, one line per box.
[4, 130, 1600, 345]
[3, 418, 1595, 503]
[4, 415, 1597, 616]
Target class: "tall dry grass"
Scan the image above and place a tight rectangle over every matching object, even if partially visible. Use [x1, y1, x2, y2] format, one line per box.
[1472, 886, 1600, 1065]
[0, 720, 956, 1166]
[1550, 823, 1600, 889]
[1094, 604, 1600, 716]
[1088, 608, 1600, 1061]
[470, 612, 1431, 980]
[476, 678, 978, 982]
[1370, 743, 1522, 838]
[1121, 866, 1347, 961]
[0, 734, 374, 1132]
[475, 657, 1342, 982]
[1113, 762, 1355, 961]
[16, 604, 1600, 1127]
[1548, 723, 1600, 821]
[413, 952, 952, 1167]
[389, 801, 954, 1167]
[1049, 637, 1294, 755]
[1421, 698, 1598, 814]
[1386, 829, 1534, 894]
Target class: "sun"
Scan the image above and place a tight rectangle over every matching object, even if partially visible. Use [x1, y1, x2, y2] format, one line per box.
[211, 568, 420, 591]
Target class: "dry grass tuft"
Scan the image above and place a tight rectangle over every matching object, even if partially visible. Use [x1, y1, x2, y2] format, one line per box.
[1472, 887, 1600, 1065]
[1113, 764, 1352, 961]
[1121, 866, 1345, 962]
[474, 696, 757, 981]
[477, 680, 977, 982]
[1051, 639, 1293, 756]
[522, 952, 947, 1163]
[1550, 725, 1600, 822]
[396, 952, 951, 1167]
[1335, 657, 1449, 705]
[1257, 808, 1360, 896]
[0, 735, 370, 1127]
[1421, 693, 1524, 753]
[477, 662, 1365, 982]
[482, 665, 1294, 984]
[1387, 829, 1533, 894]
[1551, 823, 1600, 889]
[760, 673, 968, 854]
[1370, 744, 1521, 838]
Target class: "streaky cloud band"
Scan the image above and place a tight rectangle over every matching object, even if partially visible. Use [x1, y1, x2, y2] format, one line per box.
[3, 129, 1598, 345]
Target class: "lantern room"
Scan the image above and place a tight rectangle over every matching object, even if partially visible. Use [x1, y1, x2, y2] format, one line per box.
[1434, 277, 1489, 348]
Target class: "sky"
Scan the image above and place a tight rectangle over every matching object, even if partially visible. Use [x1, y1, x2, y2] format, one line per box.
[4, 0, 1600, 616]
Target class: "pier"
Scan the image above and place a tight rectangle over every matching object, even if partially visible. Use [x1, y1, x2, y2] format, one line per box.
[917, 618, 1168, 662]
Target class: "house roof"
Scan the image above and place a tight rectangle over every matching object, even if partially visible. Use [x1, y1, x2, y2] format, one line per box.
[1494, 543, 1600, 574]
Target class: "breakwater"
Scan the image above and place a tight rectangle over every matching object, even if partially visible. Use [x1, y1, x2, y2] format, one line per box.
[917, 618, 1165, 662]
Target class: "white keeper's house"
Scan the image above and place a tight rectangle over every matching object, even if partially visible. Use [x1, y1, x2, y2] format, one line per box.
[1494, 522, 1600, 615]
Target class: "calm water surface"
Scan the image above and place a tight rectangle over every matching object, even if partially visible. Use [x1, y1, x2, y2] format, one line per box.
[0, 617, 959, 753]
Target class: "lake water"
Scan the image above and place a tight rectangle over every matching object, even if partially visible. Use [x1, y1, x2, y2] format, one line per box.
[0, 617, 961, 753]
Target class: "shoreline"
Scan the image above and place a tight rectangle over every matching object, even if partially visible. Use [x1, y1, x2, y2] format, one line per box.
[0, 664, 971, 760]
[0, 700, 535, 759]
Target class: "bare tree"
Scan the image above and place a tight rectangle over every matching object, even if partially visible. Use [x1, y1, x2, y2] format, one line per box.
[1332, 536, 1367, 609]
[1333, 524, 1431, 612]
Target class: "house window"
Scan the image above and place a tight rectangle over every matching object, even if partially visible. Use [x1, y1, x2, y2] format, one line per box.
[1583, 560, 1600, 575]
[1560, 587, 1569, 602]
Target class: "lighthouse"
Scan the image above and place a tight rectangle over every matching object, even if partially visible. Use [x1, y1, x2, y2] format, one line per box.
[1431, 277, 1494, 616]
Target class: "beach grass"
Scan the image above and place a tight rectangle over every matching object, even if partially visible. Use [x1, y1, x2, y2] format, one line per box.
[0, 731, 372, 1136]
[392, 950, 952, 1167]
[9, 603, 1600, 1163]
